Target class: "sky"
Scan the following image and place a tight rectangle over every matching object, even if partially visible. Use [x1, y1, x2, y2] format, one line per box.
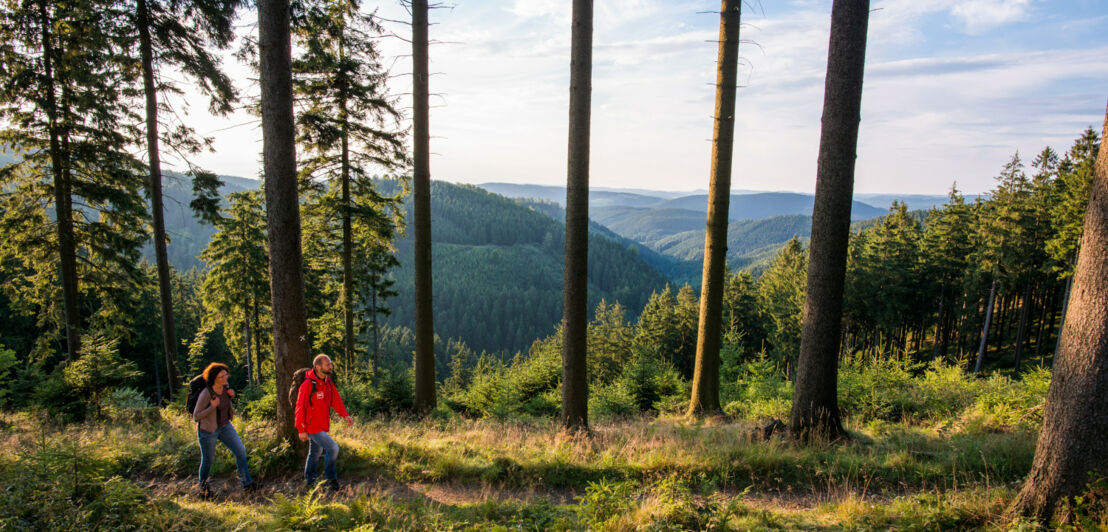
[175, 0, 1108, 196]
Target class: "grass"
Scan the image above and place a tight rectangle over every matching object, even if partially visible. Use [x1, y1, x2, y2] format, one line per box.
[0, 408, 1055, 531]
[1, 357, 1098, 530]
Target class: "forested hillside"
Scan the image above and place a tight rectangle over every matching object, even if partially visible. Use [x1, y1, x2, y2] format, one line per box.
[377, 180, 671, 354]
[140, 174, 258, 271]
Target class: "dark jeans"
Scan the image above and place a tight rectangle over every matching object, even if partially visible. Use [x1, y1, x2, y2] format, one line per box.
[305, 431, 340, 483]
[197, 423, 253, 487]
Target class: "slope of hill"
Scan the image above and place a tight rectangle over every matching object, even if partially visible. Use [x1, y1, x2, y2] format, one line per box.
[377, 181, 671, 354]
[522, 200, 703, 288]
[659, 192, 887, 221]
[589, 206, 707, 245]
[148, 173, 259, 271]
[477, 183, 669, 208]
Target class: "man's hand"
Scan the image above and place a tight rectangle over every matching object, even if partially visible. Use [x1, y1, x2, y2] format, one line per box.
[226, 388, 235, 398]
[343, 416, 354, 426]
[210, 396, 220, 407]
[298, 432, 308, 442]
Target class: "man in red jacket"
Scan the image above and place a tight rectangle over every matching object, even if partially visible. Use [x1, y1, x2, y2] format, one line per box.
[295, 354, 353, 491]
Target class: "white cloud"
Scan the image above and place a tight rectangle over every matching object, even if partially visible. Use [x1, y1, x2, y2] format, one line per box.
[950, 0, 1032, 34]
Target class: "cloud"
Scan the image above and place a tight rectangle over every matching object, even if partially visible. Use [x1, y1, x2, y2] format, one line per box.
[950, 0, 1032, 34]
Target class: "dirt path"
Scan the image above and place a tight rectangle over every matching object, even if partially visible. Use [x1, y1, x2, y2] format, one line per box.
[141, 475, 891, 511]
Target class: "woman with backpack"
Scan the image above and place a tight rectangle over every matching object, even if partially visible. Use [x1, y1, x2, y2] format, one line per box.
[192, 362, 258, 497]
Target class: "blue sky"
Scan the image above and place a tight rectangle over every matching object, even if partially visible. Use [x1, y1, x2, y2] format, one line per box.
[182, 0, 1108, 195]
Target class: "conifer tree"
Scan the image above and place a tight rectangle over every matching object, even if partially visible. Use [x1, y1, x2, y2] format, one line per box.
[259, 0, 312, 444]
[410, 0, 436, 415]
[561, 0, 593, 432]
[130, 0, 241, 395]
[292, 0, 407, 370]
[0, 0, 150, 362]
[688, 0, 741, 418]
[199, 191, 270, 384]
[1010, 104, 1108, 525]
[789, 0, 869, 440]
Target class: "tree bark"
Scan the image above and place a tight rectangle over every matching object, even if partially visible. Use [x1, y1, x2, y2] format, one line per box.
[411, 0, 436, 414]
[788, 0, 869, 441]
[137, 0, 180, 394]
[974, 277, 998, 373]
[561, 0, 593, 433]
[39, 1, 80, 362]
[1013, 282, 1032, 370]
[688, 0, 740, 418]
[1010, 103, 1108, 525]
[341, 106, 354, 371]
[259, 0, 312, 445]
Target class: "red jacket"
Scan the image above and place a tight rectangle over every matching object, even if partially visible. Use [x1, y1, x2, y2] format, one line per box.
[294, 369, 349, 434]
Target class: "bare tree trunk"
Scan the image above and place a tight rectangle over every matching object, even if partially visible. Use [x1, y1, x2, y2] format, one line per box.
[932, 283, 946, 359]
[39, 2, 80, 362]
[561, 0, 593, 433]
[688, 0, 740, 419]
[341, 116, 354, 372]
[1054, 265, 1074, 364]
[788, 0, 869, 441]
[411, 0, 436, 415]
[1013, 282, 1032, 370]
[137, 0, 180, 394]
[371, 283, 379, 386]
[244, 305, 253, 385]
[259, 0, 311, 445]
[974, 277, 998, 373]
[252, 299, 262, 384]
[1010, 103, 1108, 525]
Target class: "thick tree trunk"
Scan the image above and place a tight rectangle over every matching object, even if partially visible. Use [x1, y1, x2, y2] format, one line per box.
[137, 0, 180, 394]
[244, 305, 253, 385]
[688, 0, 740, 418]
[259, 0, 312, 445]
[39, 2, 80, 362]
[974, 277, 998, 373]
[788, 0, 869, 441]
[411, 0, 436, 414]
[561, 0, 593, 433]
[1010, 104, 1108, 525]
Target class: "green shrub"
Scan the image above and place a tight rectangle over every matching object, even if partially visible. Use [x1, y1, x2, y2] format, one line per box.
[575, 479, 635, 530]
[723, 354, 792, 420]
[103, 387, 151, 420]
[838, 351, 922, 421]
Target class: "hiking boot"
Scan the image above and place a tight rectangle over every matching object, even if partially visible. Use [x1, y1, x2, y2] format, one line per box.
[325, 479, 340, 493]
[199, 482, 213, 499]
[243, 482, 260, 493]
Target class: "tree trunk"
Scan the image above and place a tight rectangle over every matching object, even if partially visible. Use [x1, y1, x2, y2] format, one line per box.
[137, 0, 180, 393]
[244, 305, 253, 385]
[1013, 282, 1032, 370]
[932, 282, 946, 359]
[259, 0, 312, 445]
[788, 0, 869, 441]
[252, 299, 262, 384]
[687, 0, 740, 419]
[561, 0, 593, 433]
[371, 283, 379, 386]
[1010, 103, 1108, 525]
[974, 277, 998, 373]
[39, 2, 80, 362]
[411, 0, 436, 415]
[1054, 266, 1074, 364]
[341, 110, 354, 372]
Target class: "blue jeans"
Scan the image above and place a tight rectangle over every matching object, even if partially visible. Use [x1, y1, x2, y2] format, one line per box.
[197, 423, 253, 487]
[305, 431, 340, 483]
